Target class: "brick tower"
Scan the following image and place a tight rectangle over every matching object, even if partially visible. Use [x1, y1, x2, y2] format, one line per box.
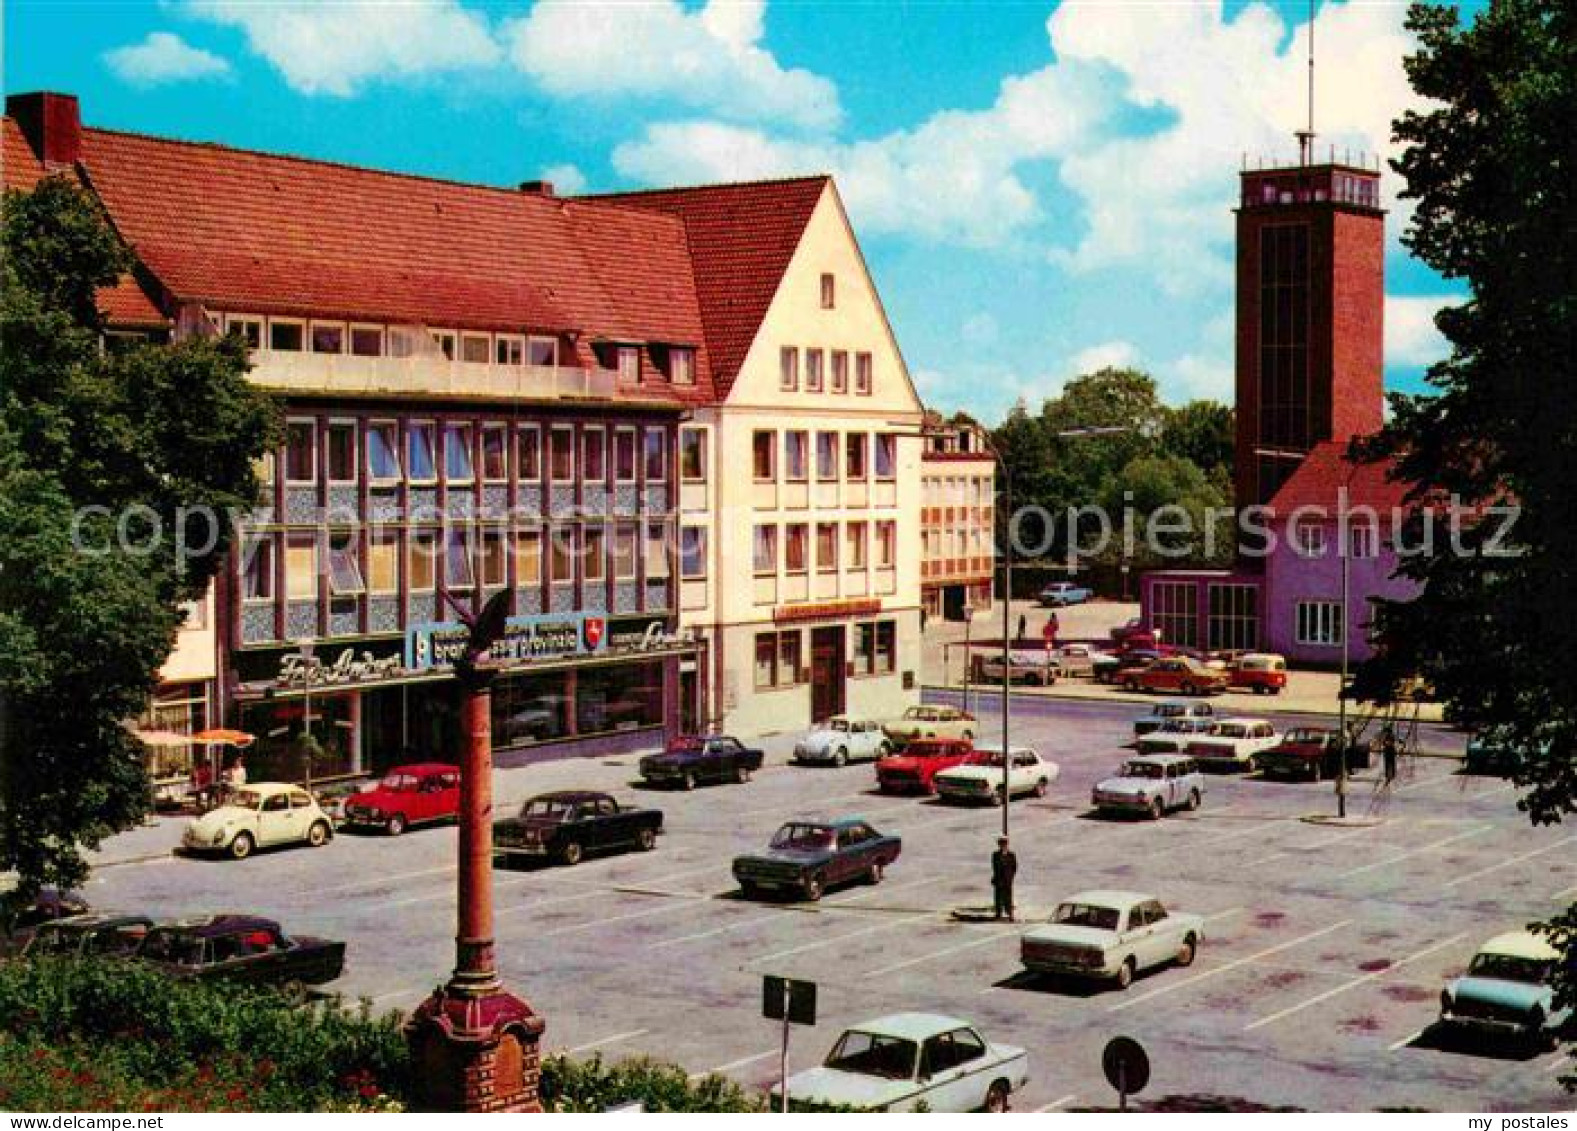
[1233, 157, 1385, 510]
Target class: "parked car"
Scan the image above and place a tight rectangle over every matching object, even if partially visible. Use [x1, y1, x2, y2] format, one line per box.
[1051, 643, 1116, 678]
[1096, 648, 1162, 684]
[0, 888, 90, 957]
[934, 746, 1059, 805]
[876, 738, 976, 794]
[1185, 718, 1281, 772]
[180, 783, 335, 860]
[773, 1013, 1028, 1112]
[1462, 734, 1532, 778]
[1021, 891, 1204, 989]
[883, 705, 977, 746]
[1257, 727, 1372, 781]
[1092, 755, 1204, 819]
[1135, 718, 1219, 756]
[1037, 582, 1092, 607]
[137, 914, 345, 987]
[733, 818, 900, 901]
[1110, 618, 1148, 647]
[342, 762, 459, 835]
[638, 735, 764, 789]
[1133, 700, 1217, 737]
[493, 791, 662, 866]
[22, 913, 154, 960]
[979, 650, 1058, 686]
[1439, 931, 1571, 1045]
[794, 716, 892, 766]
[1122, 656, 1229, 696]
[1228, 652, 1288, 695]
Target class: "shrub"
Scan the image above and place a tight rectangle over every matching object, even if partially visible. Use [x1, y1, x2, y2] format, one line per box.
[540, 1053, 765, 1113]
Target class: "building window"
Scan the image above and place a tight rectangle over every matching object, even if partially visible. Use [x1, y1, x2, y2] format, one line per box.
[816, 522, 838, 573]
[805, 349, 824, 392]
[481, 425, 509, 482]
[311, 323, 345, 354]
[1295, 520, 1326, 557]
[517, 427, 541, 481]
[367, 422, 401, 482]
[350, 325, 383, 357]
[367, 534, 399, 595]
[269, 320, 304, 352]
[820, 273, 835, 309]
[1207, 583, 1259, 652]
[1296, 601, 1344, 646]
[779, 631, 802, 686]
[680, 427, 706, 482]
[845, 432, 867, 479]
[513, 529, 542, 586]
[613, 523, 638, 580]
[614, 429, 637, 482]
[855, 352, 872, 395]
[671, 347, 695, 385]
[548, 527, 574, 584]
[816, 431, 837, 480]
[241, 537, 274, 601]
[226, 315, 263, 349]
[643, 427, 667, 482]
[583, 427, 606, 482]
[527, 336, 557, 367]
[752, 430, 776, 481]
[461, 334, 491, 364]
[680, 526, 707, 580]
[445, 529, 475, 589]
[875, 621, 896, 673]
[846, 521, 867, 568]
[785, 431, 808, 481]
[874, 433, 896, 480]
[645, 523, 670, 579]
[754, 633, 778, 689]
[430, 330, 457, 360]
[780, 347, 799, 391]
[444, 423, 475, 483]
[1151, 581, 1199, 649]
[584, 527, 607, 583]
[853, 622, 872, 672]
[284, 536, 318, 601]
[876, 521, 896, 568]
[477, 529, 507, 587]
[753, 524, 778, 576]
[326, 421, 356, 484]
[284, 419, 316, 484]
[409, 531, 438, 591]
[328, 533, 364, 596]
[1349, 523, 1377, 559]
[407, 422, 437, 483]
[495, 335, 525, 366]
[550, 427, 575, 481]
[785, 523, 808, 573]
[831, 350, 848, 394]
[617, 346, 640, 383]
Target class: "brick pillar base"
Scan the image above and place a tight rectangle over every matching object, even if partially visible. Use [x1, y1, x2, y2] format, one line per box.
[406, 985, 546, 1112]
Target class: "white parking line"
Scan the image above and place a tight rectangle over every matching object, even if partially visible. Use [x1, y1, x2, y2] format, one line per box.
[1243, 932, 1468, 1032]
[1554, 882, 1577, 902]
[651, 912, 785, 949]
[1253, 820, 1393, 867]
[1334, 827, 1492, 879]
[1387, 1028, 1425, 1052]
[752, 912, 933, 966]
[691, 1049, 778, 1081]
[533, 895, 709, 939]
[566, 1029, 649, 1055]
[1183, 818, 1287, 850]
[1035, 1094, 1078, 1112]
[1107, 920, 1352, 1014]
[1442, 836, 1577, 888]
[861, 926, 1018, 978]
[313, 862, 456, 897]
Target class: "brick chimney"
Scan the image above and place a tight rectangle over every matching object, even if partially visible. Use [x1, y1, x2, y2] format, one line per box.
[517, 180, 555, 197]
[6, 92, 82, 168]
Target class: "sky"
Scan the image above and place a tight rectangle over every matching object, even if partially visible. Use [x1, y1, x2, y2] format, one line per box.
[6, 0, 1471, 424]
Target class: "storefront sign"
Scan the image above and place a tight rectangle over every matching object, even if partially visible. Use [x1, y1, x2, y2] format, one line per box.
[234, 638, 409, 691]
[773, 599, 882, 624]
[406, 613, 605, 672]
[605, 616, 697, 655]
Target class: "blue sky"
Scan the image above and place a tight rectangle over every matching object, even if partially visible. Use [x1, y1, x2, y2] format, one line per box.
[7, 0, 1468, 423]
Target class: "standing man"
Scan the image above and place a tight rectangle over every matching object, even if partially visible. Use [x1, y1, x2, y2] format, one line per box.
[991, 836, 1018, 922]
[1017, 612, 1027, 642]
[1380, 725, 1399, 784]
[1043, 611, 1059, 649]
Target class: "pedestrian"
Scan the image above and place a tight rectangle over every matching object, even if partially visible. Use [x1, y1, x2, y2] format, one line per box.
[1017, 612, 1027, 642]
[1380, 725, 1399, 784]
[1044, 611, 1060, 648]
[991, 836, 1017, 922]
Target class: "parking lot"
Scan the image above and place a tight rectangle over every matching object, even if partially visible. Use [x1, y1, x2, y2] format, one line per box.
[84, 694, 1572, 1112]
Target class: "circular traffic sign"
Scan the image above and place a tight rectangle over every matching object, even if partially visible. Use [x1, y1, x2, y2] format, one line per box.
[1102, 1036, 1150, 1096]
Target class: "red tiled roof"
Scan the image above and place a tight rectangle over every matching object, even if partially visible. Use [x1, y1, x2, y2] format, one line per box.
[582, 177, 829, 395]
[3, 117, 45, 190]
[1267, 440, 1412, 516]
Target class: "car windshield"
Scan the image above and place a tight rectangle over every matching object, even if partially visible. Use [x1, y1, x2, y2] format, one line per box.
[1122, 762, 1165, 780]
[771, 824, 835, 851]
[825, 1032, 918, 1080]
[1216, 725, 1249, 738]
[1468, 953, 1551, 984]
[141, 931, 205, 966]
[1053, 903, 1121, 930]
[230, 790, 263, 809]
[966, 751, 1008, 767]
[521, 798, 574, 821]
[1285, 729, 1324, 744]
[1156, 704, 1186, 718]
[669, 737, 704, 752]
[827, 719, 850, 732]
[379, 773, 419, 791]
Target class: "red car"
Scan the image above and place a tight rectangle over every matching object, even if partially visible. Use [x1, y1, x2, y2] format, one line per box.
[1123, 656, 1229, 696]
[875, 739, 975, 794]
[342, 762, 461, 835]
[1227, 653, 1287, 695]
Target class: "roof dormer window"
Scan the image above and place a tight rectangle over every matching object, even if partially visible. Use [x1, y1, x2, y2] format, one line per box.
[671, 347, 695, 386]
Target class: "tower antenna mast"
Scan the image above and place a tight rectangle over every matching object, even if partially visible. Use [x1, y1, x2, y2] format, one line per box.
[1297, 0, 1316, 165]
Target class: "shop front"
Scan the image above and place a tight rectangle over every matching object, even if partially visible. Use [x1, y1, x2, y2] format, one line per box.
[227, 614, 695, 782]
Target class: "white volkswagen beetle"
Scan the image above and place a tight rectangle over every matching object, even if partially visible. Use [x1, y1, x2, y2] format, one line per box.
[794, 716, 892, 766]
[181, 783, 335, 860]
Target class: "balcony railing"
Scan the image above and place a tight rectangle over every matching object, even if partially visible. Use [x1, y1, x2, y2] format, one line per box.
[248, 352, 622, 402]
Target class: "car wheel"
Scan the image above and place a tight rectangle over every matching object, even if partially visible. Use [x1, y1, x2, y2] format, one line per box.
[868, 861, 885, 885]
[1176, 934, 1198, 967]
[307, 821, 331, 848]
[229, 831, 255, 860]
[1115, 957, 1136, 990]
[1186, 789, 1201, 811]
[1124, 679, 1140, 692]
[740, 881, 761, 901]
[733, 765, 752, 784]
[983, 1081, 1011, 1113]
[1034, 778, 1050, 798]
[803, 874, 825, 902]
[558, 841, 584, 867]
[681, 771, 696, 791]
[636, 827, 657, 852]
[386, 814, 407, 837]
[961, 730, 974, 742]
[834, 747, 848, 768]
[1244, 756, 1259, 775]
[1149, 798, 1165, 820]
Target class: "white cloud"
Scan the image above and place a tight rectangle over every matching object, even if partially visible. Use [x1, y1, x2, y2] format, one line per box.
[539, 163, 587, 195]
[1068, 340, 1140, 375]
[104, 32, 232, 86]
[1386, 294, 1459, 368]
[187, 0, 500, 96]
[503, 0, 839, 131]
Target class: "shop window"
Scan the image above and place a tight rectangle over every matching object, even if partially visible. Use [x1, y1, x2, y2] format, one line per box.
[752, 431, 776, 481]
[242, 537, 274, 601]
[284, 420, 316, 483]
[680, 526, 707, 580]
[492, 670, 571, 746]
[816, 431, 837, 480]
[328, 533, 364, 596]
[846, 522, 867, 568]
[444, 423, 475, 483]
[574, 659, 664, 736]
[327, 421, 356, 484]
[780, 347, 799, 391]
[409, 530, 438, 591]
[350, 325, 383, 357]
[875, 433, 897, 480]
[583, 428, 606, 482]
[831, 350, 848, 394]
[816, 523, 838, 573]
[513, 529, 542, 586]
[478, 529, 507, 587]
[367, 422, 401, 482]
[269, 320, 304, 352]
[754, 633, 777, 689]
[853, 622, 873, 673]
[407, 422, 437, 483]
[285, 537, 318, 600]
[785, 523, 808, 573]
[614, 429, 637, 482]
[680, 427, 707, 482]
[645, 523, 671, 579]
[461, 334, 491, 364]
[779, 632, 802, 687]
[550, 427, 575, 482]
[805, 348, 824, 392]
[613, 523, 638, 580]
[855, 352, 872, 395]
[495, 335, 525, 366]
[584, 527, 606, 582]
[445, 529, 475, 589]
[311, 323, 345, 354]
[644, 427, 667, 482]
[875, 621, 896, 673]
[753, 524, 778, 576]
[846, 433, 868, 479]
[367, 534, 399, 594]
[785, 431, 808, 481]
[549, 527, 574, 584]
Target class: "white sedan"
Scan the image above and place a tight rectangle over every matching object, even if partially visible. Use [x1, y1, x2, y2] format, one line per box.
[181, 782, 335, 860]
[1050, 643, 1116, 678]
[934, 746, 1059, 805]
[1184, 717, 1280, 771]
[774, 1013, 1028, 1112]
[793, 716, 891, 766]
[1021, 890, 1205, 990]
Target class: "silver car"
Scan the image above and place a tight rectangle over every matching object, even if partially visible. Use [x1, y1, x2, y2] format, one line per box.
[794, 716, 891, 766]
[1092, 754, 1204, 819]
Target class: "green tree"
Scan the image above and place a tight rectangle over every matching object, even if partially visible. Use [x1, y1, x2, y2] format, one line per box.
[1161, 399, 1235, 480]
[0, 177, 278, 896]
[1093, 455, 1232, 572]
[1349, 0, 1575, 1086]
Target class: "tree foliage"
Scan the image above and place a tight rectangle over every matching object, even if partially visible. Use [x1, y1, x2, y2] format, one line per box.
[0, 177, 279, 895]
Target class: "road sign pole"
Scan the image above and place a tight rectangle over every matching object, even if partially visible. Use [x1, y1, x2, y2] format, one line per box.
[779, 982, 791, 1114]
